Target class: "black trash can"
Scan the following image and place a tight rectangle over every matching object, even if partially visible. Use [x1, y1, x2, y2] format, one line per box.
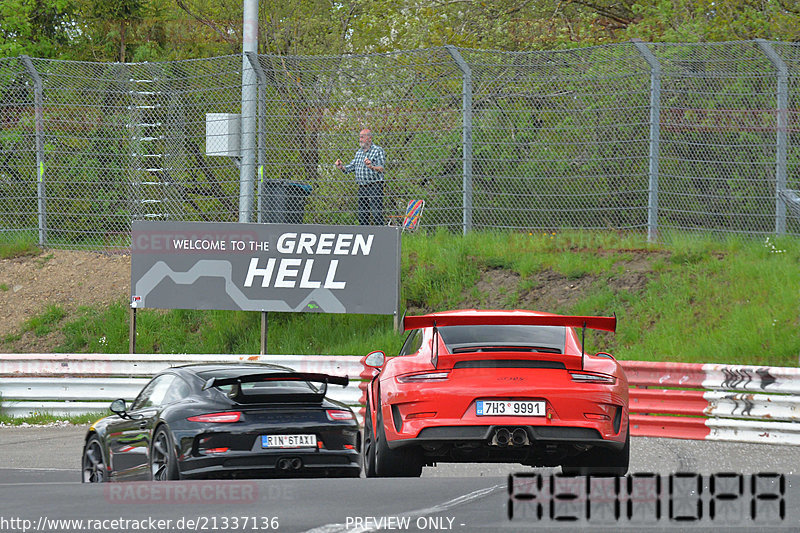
[260, 179, 312, 223]
[285, 182, 312, 224]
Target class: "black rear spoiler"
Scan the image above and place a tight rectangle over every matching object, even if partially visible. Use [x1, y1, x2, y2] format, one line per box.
[203, 372, 349, 391]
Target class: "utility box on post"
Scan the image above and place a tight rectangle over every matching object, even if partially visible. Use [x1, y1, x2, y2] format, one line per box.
[205, 113, 241, 157]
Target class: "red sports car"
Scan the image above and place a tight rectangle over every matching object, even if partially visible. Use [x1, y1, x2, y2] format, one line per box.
[361, 309, 629, 477]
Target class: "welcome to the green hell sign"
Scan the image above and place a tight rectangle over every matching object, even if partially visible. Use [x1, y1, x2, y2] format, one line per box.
[131, 221, 400, 315]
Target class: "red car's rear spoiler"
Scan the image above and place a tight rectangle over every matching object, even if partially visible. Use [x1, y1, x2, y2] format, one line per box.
[403, 313, 616, 333]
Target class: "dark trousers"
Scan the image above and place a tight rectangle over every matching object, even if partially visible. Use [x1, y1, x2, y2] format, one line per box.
[357, 181, 384, 226]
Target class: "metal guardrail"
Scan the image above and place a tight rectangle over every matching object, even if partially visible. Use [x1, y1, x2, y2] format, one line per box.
[0, 354, 363, 418]
[622, 361, 800, 445]
[1, 355, 798, 445]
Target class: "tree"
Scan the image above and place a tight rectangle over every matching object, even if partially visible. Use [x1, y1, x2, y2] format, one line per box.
[0, 0, 77, 58]
[78, 0, 149, 62]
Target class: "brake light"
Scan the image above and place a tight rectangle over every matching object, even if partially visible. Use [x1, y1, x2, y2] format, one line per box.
[397, 371, 450, 383]
[569, 372, 616, 384]
[203, 447, 229, 454]
[187, 411, 242, 423]
[326, 409, 355, 421]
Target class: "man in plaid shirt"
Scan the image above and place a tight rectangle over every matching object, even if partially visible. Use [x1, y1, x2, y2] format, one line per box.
[335, 129, 385, 225]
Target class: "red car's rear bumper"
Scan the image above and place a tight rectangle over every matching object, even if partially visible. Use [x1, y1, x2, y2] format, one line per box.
[380, 369, 628, 448]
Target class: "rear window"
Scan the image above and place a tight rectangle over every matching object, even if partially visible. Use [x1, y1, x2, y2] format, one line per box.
[438, 325, 565, 354]
[197, 368, 320, 394]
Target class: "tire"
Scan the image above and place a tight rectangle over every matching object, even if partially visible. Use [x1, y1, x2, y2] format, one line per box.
[150, 426, 180, 481]
[82, 435, 108, 483]
[363, 401, 378, 478]
[562, 421, 630, 477]
[374, 410, 423, 478]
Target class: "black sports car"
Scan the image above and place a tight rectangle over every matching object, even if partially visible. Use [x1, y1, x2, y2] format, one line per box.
[81, 363, 361, 481]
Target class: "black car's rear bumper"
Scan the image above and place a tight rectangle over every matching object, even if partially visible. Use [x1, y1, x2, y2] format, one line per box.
[179, 449, 361, 479]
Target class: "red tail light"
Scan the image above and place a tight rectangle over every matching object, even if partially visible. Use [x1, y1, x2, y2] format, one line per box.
[569, 372, 616, 384]
[203, 447, 229, 454]
[396, 371, 450, 383]
[187, 411, 242, 423]
[326, 409, 355, 421]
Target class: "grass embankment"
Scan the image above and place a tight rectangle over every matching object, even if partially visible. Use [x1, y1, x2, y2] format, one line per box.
[0, 412, 101, 426]
[2, 231, 799, 367]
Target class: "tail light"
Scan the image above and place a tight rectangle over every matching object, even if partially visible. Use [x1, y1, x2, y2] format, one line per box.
[569, 372, 615, 384]
[326, 409, 355, 421]
[396, 371, 450, 383]
[187, 411, 242, 423]
[203, 447, 229, 454]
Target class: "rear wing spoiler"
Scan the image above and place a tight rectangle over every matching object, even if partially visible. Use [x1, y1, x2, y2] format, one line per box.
[404, 313, 616, 333]
[203, 372, 349, 391]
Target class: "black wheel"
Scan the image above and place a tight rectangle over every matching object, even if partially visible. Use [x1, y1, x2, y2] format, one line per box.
[374, 411, 423, 478]
[363, 401, 378, 477]
[150, 426, 180, 481]
[562, 421, 630, 477]
[82, 435, 108, 483]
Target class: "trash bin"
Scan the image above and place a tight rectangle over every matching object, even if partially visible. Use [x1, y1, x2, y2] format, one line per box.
[285, 182, 312, 224]
[260, 179, 312, 224]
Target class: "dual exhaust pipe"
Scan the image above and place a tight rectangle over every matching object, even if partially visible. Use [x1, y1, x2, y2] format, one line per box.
[492, 427, 529, 447]
[276, 457, 303, 472]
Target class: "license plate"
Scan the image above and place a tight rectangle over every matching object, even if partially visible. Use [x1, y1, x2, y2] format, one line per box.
[476, 400, 545, 417]
[261, 434, 317, 448]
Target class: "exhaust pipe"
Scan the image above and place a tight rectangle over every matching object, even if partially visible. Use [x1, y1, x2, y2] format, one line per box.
[494, 428, 511, 447]
[512, 428, 529, 446]
[290, 457, 303, 470]
[277, 458, 292, 471]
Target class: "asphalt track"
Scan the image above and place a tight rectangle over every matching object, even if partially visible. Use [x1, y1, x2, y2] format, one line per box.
[1, 426, 800, 532]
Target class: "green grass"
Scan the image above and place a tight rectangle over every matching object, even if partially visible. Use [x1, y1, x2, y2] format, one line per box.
[23, 305, 67, 336]
[0, 412, 105, 426]
[0, 235, 41, 260]
[4, 230, 800, 367]
[0, 283, 8, 292]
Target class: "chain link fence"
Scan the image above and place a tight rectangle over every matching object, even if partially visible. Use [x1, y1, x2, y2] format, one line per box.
[1, 40, 799, 250]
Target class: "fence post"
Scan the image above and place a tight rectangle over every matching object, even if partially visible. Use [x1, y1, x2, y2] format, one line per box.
[239, 0, 258, 223]
[20, 56, 46, 246]
[756, 39, 789, 236]
[445, 46, 473, 235]
[631, 40, 661, 243]
[246, 52, 267, 224]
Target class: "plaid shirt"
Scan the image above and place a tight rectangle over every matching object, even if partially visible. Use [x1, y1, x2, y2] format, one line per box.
[343, 144, 385, 185]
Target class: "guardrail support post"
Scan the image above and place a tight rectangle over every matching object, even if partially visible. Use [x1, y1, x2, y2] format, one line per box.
[756, 39, 789, 236]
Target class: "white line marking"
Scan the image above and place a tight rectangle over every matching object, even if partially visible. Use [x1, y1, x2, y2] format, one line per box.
[302, 483, 503, 533]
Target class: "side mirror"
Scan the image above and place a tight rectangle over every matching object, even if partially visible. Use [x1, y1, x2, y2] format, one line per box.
[110, 399, 128, 418]
[364, 350, 386, 368]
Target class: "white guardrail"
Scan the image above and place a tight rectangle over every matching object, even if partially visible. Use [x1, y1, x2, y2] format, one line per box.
[0, 354, 365, 421]
[2, 355, 800, 446]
